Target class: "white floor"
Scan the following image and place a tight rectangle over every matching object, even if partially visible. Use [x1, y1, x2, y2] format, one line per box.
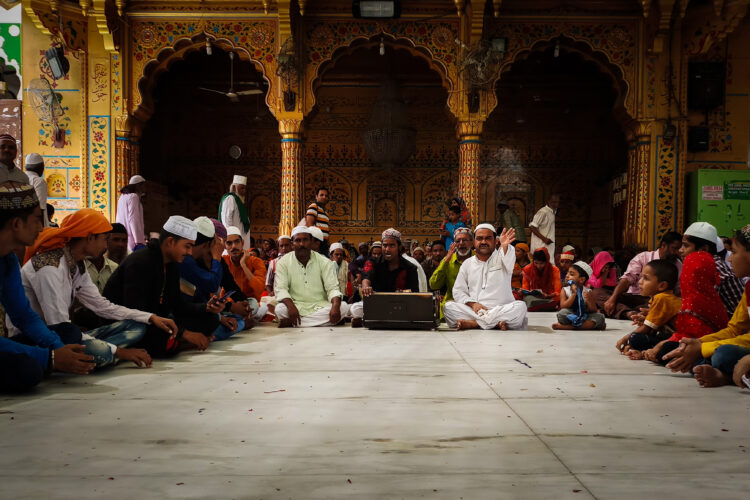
[1, 313, 750, 499]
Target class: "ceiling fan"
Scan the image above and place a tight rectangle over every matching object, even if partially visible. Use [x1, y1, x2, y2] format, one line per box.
[199, 52, 263, 102]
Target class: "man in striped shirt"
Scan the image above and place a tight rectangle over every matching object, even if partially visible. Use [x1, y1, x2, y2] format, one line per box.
[305, 187, 330, 255]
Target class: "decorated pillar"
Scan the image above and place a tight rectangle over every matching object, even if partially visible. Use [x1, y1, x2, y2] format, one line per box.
[624, 131, 639, 245]
[114, 113, 140, 194]
[457, 121, 483, 225]
[279, 119, 304, 236]
[626, 120, 653, 248]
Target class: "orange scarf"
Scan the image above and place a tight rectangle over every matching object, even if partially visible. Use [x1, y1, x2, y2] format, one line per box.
[24, 208, 112, 263]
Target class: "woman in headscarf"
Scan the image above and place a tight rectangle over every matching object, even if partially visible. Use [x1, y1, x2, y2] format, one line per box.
[521, 247, 561, 310]
[512, 243, 530, 289]
[588, 251, 618, 290]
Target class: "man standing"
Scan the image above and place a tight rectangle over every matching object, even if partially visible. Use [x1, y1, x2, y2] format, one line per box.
[116, 175, 147, 251]
[104, 216, 224, 356]
[529, 194, 559, 257]
[219, 175, 251, 249]
[350, 228, 419, 326]
[0, 134, 28, 184]
[429, 228, 474, 318]
[0, 182, 94, 391]
[305, 187, 331, 255]
[265, 234, 292, 295]
[274, 226, 348, 327]
[497, 201, 525, 243]
[24, 153, 48, 227]
[421, 239, 446, 282]
[444, 225, 527, 330]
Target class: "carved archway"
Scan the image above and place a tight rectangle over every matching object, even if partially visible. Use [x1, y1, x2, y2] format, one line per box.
[132, 35, 276, 130]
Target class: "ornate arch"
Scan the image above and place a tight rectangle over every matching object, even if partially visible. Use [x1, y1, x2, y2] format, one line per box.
[486, 20, 639, 126]
[303, 19, 460, 117]
[129, 20, 278, 130]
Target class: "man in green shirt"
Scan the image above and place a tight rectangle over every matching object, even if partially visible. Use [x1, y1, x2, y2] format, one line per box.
[274, 226, 349, 327]
[429, 227, 474, 318]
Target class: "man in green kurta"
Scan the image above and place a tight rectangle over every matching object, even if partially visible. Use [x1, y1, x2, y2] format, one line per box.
[429, 227, 474, 319]
[274, 226, 350, 327]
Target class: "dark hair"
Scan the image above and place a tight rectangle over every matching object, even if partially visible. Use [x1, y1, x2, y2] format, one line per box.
[159, 228, 188, 244]
[532, 250, 548, 262]
[572, 264, 590, 280]
[685, 235, 717, 254]
[249, 236, 256, 247]
[734, 229, 750, 251]
[448, 206, 460, 215]
[194, 232, 213, 247]
[120, 184, 137, 194]
[645, 259, 679, 290]
[316, 187, 329, 195]
[431, 239, 445, 249]
[46, 203, 55, 217]
[660, 231, 682, 246]
[0, 205, 38, 231]
[109, 222, 127, 234]
[25, 163, 43, 175]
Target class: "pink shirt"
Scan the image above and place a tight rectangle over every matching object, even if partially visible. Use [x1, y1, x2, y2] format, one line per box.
[116, 193, 145, 251]
[621, 249, 682, 295]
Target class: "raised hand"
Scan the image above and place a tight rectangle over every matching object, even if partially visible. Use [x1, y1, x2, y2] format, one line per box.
[498, 228, 516, 249]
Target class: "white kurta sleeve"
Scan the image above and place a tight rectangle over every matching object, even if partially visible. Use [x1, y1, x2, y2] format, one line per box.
[75, 270, 152, 323]
[322, 259, 343, 302]
[220, 196, 238, 230]
[451, 263, 472, 305]
[529, 209, 547, 229]
[29, 265, 72, 325]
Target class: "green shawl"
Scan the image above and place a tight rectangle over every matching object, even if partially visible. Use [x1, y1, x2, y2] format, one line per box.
[219, 192, 250, 233]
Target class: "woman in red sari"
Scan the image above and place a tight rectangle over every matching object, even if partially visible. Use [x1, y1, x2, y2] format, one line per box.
[522, 248, 561, 311]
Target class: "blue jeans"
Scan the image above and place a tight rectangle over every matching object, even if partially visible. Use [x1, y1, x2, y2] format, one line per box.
[84, 320, 148, 367]
[211, 314, 245, 341]
[709, 345, 750, 375]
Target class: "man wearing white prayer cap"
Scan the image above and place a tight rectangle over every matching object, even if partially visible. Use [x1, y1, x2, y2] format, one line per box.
[222, 224, 269, 321]
[103, 215, 226, 356]
[308, 226, 325, 254]
[274, 224, 350, 327]
[219, 174, 251, 250]
[116, 173, 148, 251]
[443, 224, 528, 330]
[329, 242, 350, 298]
[24, 153, 49, 227]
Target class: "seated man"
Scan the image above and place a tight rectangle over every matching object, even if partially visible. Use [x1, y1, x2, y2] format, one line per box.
[223, 226, 268, 319]
[599, 231, 682, 319]
[351, 228, 419, 326]
[421, 239, 446, 282]
[274, 226, 349, 327]
[179, 217, 252, 341]
[0, 182, 94, 391]
[329, 242, 351, 300]
[429, 227, 474, 318]
[444, 225, 527, 330]
[103, 216, 224, 357]
[84, 223, 127, 294]
[265, 235, 291, 295]
[15, 208, 177, 369]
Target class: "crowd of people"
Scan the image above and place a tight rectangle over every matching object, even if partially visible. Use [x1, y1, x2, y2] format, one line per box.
[1, 143, 749, 395]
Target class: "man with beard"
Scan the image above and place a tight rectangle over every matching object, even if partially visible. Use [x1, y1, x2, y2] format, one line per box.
[265, 235, 292, 295]
[429, 228, 474, 318]
[350, 228, 419, 327]
[444, 224, 528, 331]
[274, 226, 348, 327]
[305, 187, 331, 255]
[329, 242, 351, 299]
[116, 175, 147, 251]
[600, 231, 683, 319]
[219, 175, 251, 250]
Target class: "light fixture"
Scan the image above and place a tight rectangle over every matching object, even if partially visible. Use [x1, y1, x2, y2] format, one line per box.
[205, 39, 213, 56]
[491, 37, 507, 53]
[379, 37, 385, 56]
[353, 0, 401, 19]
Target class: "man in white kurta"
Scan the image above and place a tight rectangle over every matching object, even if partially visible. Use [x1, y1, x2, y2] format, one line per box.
[274, 226, 350, 327]
[444, 224, 528, 330]
[24, 153, 49, 227]
[219, 175, 251, 250]
[529, 194, 560, 257]
[116, 175, 147, 251]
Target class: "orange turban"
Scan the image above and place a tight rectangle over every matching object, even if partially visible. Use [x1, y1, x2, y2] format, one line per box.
[24, 208, 112, 263]
[515, 243, 529, 253]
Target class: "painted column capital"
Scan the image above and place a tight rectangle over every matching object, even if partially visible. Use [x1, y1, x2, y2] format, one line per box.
[279, 118, 304, 141]
[456, 120, 484, 142]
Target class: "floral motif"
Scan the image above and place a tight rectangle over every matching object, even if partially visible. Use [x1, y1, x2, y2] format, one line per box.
[89, 117, 110, 213]
[432, 27, 453, 48]
[655, 138, 677, 244]
[68, 175, 81, 191]
[47, 173, 67, 197]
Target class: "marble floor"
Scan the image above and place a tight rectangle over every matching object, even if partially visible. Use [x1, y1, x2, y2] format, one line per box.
[1, 312, 749, 499]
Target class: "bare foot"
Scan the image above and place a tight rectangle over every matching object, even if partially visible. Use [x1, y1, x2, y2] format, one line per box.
[456, 319, 478, 330]
[278, 318, 293, 328]
[626, 349, 644, 360]
[693, 365, 729, 388]
[552, 323, 574, 330]
[497, 321, 508, 331]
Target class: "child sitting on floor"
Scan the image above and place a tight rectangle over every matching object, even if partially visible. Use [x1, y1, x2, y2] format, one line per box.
[553, 261, 606, 330]
[616, 259, 681, 356]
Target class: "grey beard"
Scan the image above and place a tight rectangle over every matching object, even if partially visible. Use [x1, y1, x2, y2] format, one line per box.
[457, 248, 471, 257]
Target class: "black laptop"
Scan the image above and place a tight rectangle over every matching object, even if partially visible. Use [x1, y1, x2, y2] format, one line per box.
[362, 292, 439, 330]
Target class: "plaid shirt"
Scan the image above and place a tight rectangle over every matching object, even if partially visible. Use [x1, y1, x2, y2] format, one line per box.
[714, 254, 744, 315]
